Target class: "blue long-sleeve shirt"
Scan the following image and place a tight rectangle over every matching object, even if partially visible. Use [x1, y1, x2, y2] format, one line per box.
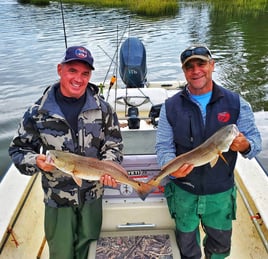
[156, 96, 262, 168]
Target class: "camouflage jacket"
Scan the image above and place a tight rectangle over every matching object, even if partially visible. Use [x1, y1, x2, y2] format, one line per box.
[9, 82, 123, 208]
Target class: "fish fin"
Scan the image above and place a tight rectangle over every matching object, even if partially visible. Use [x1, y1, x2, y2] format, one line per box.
[72, 175, 83, 187]
[219, 152, 229, 165]
[210, 156, 219, 167]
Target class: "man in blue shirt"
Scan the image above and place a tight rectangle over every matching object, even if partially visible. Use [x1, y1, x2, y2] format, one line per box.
[155, 45, 262, 259]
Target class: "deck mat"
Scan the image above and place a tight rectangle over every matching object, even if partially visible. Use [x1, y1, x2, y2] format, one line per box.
[95, 234, 173, 259]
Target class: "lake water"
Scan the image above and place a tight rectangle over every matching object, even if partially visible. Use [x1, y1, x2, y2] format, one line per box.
[1, 0, 268, 179]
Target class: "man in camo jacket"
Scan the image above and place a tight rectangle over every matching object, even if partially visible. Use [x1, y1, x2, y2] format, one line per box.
[9, 46, 123, 259]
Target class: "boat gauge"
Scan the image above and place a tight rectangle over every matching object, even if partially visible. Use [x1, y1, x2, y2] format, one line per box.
[120, 184, 133, 196]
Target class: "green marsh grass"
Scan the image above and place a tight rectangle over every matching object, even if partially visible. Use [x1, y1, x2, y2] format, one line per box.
[19, 0, 267, 17]
[62, 0, 178, 17]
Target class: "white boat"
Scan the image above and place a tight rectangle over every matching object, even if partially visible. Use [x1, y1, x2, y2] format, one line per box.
[0, 38, 267, 259]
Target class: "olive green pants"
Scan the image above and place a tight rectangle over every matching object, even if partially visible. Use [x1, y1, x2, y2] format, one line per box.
[44, 198, 102, 259]
[165, 182, 237, 259]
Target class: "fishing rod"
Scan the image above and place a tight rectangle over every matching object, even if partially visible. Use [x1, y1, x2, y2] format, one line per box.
[97, 45, 117, 66]
[98, 23, 129, 89]
[104, 25, 120, 103]
[59, 0, 68, 48]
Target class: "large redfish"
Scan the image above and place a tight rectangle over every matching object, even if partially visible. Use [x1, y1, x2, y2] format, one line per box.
[46, 150, 155, 201]
[148, 124, 239, 187]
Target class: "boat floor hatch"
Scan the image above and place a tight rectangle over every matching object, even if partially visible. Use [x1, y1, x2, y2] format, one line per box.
[88, 229, 181, 259]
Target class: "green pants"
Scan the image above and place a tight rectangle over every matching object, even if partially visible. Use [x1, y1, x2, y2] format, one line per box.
[44, 198, 102, 259]
[165, 182, 237, 259]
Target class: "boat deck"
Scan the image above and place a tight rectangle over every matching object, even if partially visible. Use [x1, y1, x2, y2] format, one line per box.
[1, 158, 267, 259]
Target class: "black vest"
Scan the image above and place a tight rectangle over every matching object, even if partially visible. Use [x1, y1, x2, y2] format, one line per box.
[165, 82, 240, 194]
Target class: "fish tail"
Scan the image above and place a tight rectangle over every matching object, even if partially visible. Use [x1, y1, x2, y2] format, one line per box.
[135, 182, 156, 201]
[147, 177, 161, 188]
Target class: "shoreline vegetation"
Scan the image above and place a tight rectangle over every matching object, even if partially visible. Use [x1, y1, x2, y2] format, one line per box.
[18, 0, 268, 17]
[18, 0, 179, 17]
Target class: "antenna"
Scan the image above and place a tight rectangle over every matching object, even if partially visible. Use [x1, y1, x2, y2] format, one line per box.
[59, 0, 68, 48]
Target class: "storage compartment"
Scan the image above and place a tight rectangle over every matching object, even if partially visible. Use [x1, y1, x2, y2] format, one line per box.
[89, 230, 181, 259]
[101, 154, 174, 232]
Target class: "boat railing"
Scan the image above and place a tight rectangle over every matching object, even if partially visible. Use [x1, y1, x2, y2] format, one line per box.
[235, 154, 268, 252]
[0, 164, 39, 252]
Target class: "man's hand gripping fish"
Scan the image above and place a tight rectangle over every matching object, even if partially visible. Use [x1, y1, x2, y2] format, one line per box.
[148, 124, 240, 187]
[45, 150, 155, 201]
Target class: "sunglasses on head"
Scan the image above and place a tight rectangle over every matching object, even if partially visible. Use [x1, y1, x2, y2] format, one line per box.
[180, 46, 212, 64]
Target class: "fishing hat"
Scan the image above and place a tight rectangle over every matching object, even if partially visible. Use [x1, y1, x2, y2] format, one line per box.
[180, 45, 212, 67]
[61, 46, 95, 70]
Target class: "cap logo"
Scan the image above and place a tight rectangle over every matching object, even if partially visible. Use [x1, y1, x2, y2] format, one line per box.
[217, 112, 230, 123]
[62, 46, 94, 70]
[75, 48, 88, 59]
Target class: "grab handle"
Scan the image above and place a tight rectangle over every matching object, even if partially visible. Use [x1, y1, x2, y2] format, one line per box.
[117, 222, 156, 229]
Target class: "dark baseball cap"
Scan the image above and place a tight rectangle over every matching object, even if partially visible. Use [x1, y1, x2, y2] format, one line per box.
[61, 46, 95, 70]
